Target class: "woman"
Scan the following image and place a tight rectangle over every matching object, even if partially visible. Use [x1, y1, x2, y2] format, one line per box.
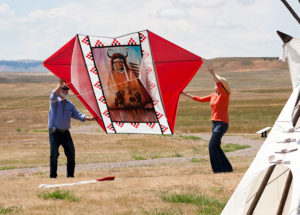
[182, 65, 233, 173]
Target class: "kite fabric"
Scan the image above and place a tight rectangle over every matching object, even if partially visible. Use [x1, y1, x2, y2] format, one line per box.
[43, 30, 203, 134]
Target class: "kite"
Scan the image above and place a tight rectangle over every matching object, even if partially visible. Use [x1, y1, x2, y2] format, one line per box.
[43, 30, 203, 134]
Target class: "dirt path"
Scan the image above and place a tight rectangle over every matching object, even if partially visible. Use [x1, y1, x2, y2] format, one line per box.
[0, 130, 265, 178]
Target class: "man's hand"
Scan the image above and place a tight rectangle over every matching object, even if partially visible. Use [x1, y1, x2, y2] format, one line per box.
[55, 79, 66, 96]
[60, 79, 65, 86]
[85, 116, 96, 121]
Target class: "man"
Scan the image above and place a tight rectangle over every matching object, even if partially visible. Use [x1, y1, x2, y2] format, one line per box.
[48, 79, 95, 178]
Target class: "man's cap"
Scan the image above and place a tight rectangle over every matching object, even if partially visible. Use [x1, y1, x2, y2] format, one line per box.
[61, 84, 70, 90]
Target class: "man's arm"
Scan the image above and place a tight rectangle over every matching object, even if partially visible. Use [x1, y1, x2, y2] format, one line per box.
[54, 79, 65, 96]
[71, 104, 96, 122]
[50, 79, 64, 107]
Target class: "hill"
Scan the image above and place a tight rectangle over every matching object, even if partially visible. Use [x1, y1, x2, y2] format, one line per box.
[0, 60, 48, 72]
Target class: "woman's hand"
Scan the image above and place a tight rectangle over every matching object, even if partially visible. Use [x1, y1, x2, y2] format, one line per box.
[207, 64, 214, 75]
[181, 91, 193, 99]
[207, 64, 218, 83]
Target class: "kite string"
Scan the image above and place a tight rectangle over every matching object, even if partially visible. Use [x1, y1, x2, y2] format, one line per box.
[0, 72, 202, 115]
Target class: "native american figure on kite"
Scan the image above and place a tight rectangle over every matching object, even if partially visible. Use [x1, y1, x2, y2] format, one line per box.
[107, 49, 152, 109]
[93, 47, 157, 122]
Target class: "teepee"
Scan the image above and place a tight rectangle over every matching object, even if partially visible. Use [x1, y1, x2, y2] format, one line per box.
[221, 32, 300, 215]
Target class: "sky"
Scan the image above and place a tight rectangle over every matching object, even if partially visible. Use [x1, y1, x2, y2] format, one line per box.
[0, 0, 299, 60]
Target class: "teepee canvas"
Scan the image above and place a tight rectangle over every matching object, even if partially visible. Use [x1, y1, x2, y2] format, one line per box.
[221, 33, 300, 215]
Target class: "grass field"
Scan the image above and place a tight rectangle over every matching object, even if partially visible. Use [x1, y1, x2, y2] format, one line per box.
[0, 58, 292, 214]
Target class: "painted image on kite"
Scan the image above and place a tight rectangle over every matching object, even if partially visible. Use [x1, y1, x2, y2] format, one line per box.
[92, 46, 157, 123]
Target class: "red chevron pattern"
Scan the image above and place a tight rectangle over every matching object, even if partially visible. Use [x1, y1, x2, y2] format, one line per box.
[153, 99, 159, 106]
[149, 82, 156, 90]
[156, 112, 163, 119]
[131, 122, 140, 128]
[139, 33, 147, 42]
[90, 66, 97, 75]
[128, 38, 137, 45]
[115, 122, 124, 127]
[95, 40, 104, 47]
[94, 81, 102, 90]
[142, 50, 150, 58]
[98, 96, 106, 104]
[82, 36, 89, 45]
[144, 66, 152, 75]
[86, 52, 93, 61]
[111, 38, 121, 46]
[146, 123, 155, 128]
[103, 110, 110, 118]
[161, 125, 168, 133]
[107, 124, 115, 131]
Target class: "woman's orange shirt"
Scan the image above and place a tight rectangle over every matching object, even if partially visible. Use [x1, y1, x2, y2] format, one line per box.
[192, 82, 229, 124]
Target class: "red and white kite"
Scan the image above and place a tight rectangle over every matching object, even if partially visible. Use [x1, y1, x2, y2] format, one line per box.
[43, 30, 203, 134]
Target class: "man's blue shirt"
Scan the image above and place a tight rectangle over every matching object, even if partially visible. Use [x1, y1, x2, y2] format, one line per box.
[48, 91, 85, 130]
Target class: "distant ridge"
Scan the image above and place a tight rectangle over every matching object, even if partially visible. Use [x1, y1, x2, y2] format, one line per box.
[0, 57, 283, 73]
[0, 60, 48, 72]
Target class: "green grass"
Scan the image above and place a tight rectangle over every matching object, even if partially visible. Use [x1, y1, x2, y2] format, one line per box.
[221, 144, 250, 153]
[176, 97, 287, 133]
[172, 152, 182, 157]
[140, 207, 182, 215]
[0, 166, 16, 170]
[190, 158, 207, 163]
[161, 192, 226, 215]
[16, 128, 21, 132]
[132, 155, 146, 160]
[32, 129, 48, 132]
[0, 205, 19, 214]
[151, 154, 163, 159]
[178, 135, 202, 141]
[37, 190, 80, 202]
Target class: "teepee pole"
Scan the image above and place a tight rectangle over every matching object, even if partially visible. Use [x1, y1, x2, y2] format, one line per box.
[246, 165, 276, 215]
[280, 0, 300, 24]
[276, 171, 293, 215]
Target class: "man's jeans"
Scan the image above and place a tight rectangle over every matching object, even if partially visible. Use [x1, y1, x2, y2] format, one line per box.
[49, 129, 75, 178]
[209, 121, 233, 173]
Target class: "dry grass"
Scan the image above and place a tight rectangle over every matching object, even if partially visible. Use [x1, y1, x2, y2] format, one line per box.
[0, 57, 292, 214]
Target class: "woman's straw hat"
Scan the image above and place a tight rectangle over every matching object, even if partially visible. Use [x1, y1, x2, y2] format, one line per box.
[216, 75, 231, 94]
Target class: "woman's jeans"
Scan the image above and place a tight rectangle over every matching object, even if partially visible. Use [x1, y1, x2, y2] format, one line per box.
[209, 121, 233, 173]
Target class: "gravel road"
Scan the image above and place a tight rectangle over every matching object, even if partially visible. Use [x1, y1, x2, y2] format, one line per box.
[0, 132, 264, 178]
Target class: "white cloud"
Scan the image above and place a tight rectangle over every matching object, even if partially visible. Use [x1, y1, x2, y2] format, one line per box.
[0, 0, 298, 60]
[171, 0, 225, 8]
[156, 7, 187, 19]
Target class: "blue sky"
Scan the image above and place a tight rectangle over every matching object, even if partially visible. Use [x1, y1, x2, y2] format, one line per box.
[0, 0, 299, 60]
